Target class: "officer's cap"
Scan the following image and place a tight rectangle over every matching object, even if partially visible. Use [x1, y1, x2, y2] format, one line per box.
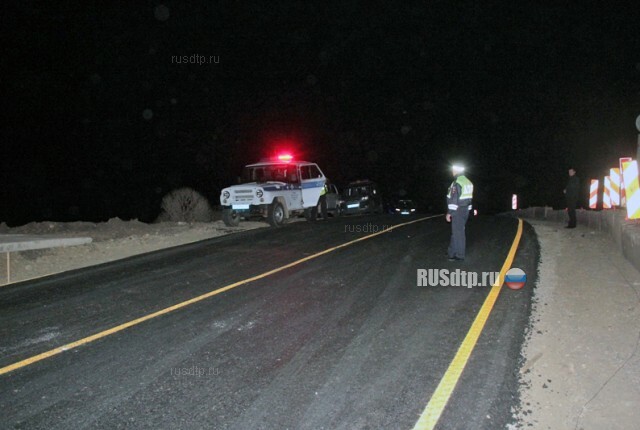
[452, 164, 465, 174]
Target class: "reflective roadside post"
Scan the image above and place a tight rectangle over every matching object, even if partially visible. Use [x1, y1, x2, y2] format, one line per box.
[620, 157, 632, 207]
[589, 179, 598, 209]
[603, 176, 612, 209]
[622, 160, 640, 220]
[610, 168, 621, 207]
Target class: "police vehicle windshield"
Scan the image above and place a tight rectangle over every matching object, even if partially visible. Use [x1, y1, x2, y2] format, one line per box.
[242, 164, 296, 184]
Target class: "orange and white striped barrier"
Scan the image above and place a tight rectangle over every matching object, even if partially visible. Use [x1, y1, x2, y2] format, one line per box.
[511, 194, 517, 210]
[622, 160, 640, 219]
[603, 176, 612, 209]
[610, 168, 621, 206]
[620, 157, 632, 207]
[589, 179, 599, 209]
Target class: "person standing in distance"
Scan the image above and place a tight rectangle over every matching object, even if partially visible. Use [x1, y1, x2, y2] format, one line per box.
[563, 167, 580, 228]
[446, 164, 474, 261]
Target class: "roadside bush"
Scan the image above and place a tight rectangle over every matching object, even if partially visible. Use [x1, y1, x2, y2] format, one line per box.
[160, 187, 213, 222]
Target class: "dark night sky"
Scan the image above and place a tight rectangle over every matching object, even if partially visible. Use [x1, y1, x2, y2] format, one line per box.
[2, 1, 639, 225]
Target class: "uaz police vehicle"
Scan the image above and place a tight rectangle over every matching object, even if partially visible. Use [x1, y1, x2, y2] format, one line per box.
[220, 155, 327, 227]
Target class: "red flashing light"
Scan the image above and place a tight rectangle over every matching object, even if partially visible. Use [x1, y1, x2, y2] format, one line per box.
[277, 154, 293, 163]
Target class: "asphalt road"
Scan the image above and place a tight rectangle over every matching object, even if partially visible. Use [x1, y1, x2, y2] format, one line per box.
[0, 214, 538, 430]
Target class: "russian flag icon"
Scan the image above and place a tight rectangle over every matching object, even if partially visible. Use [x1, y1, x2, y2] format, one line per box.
[505, 268, 526, 290]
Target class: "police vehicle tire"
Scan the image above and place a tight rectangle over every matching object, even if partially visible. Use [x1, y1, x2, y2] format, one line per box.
[304, 206, 318, 221]
[267, 202, 286, 227]
[222, 209, 240, 227]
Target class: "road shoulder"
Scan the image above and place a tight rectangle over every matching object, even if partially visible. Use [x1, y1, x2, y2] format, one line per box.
[515, 219, 640, 429]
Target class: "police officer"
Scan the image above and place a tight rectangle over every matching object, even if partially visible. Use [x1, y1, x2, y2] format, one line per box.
[446, 164, 474, 261]
[563, 167, 580, 228]
[319, 182, 328, 220]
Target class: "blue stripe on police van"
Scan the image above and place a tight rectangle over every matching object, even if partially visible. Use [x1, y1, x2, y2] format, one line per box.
[259, 181, 321, 191]
[302, 181, 324, 189]
[262, 185, 302, 191]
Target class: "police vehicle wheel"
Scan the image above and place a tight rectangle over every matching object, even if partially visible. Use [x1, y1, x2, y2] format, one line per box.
[267, 202, 286, 227]
[222, 209, 240, 227]
[304, 206, 317, 221]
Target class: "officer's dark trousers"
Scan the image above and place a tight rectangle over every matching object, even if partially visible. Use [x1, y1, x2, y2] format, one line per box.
[448, 206, 469, 259]
[567, 201, 577, 227]
[319, 195, 328, 219]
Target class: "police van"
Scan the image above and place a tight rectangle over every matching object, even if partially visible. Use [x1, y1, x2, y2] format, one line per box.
[341, 180, 384, 215]
[219, 155, 327, 227]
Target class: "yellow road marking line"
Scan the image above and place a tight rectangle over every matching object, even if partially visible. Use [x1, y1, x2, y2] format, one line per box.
[0, 215, 442, 376]
[413, 218, 524, 430]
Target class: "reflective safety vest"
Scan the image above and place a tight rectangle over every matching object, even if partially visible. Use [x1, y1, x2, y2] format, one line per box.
[320, 184, 328, 196]
[447, 175, 474, 211]
[457, 175, 474, 200]
[447, 175, 474, 200]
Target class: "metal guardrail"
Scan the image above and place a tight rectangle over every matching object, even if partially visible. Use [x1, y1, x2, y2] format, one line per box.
[0, 235, 92, 284]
